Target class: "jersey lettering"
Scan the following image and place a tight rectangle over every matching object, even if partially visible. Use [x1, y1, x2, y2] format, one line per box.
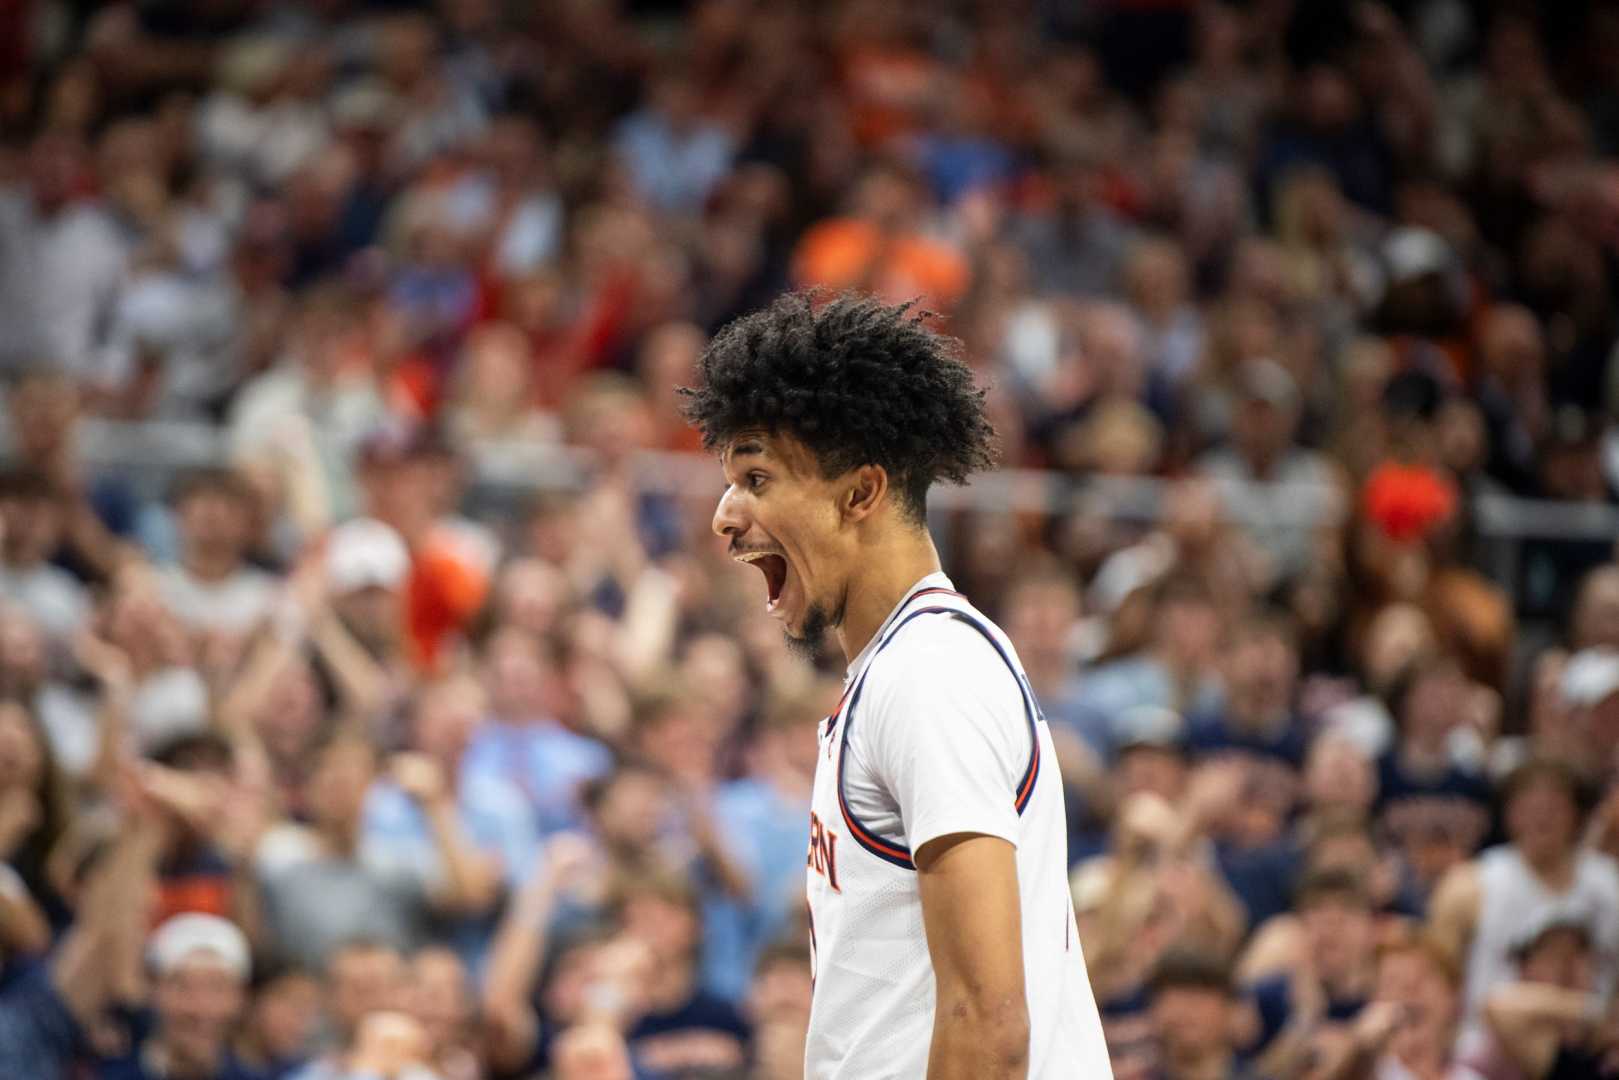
[807, 811, 841, 892]
[803, 579, 1112, 1078]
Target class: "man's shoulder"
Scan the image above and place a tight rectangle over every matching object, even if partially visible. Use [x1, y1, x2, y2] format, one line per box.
[457, 770, 533, 823]
[714, 776, 772, 812]
[882, 594, 1003, 647]
[474, 717, 613, 770]
[92, 1059, 144, 1080]
[157, 562, 273, 603]
[857, 607, 1030, 739]
[54, 202, 127, 249]
[253, 822, 325, 877]
[0, 188, 25, 223]
[866, 604, 1015, 683]
[282, 1058, 344, 1080]
[0, 959, 81, 1070]
[1195, 446, 1245, 477]
[229, 367, 303, 422]
[0, 561, 80, 593]
[1078, 655, 1158, 700]
[1279, 447, 1335, 481]
[1577, 848, 1619, 893]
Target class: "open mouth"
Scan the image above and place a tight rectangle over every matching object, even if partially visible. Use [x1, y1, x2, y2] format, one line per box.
[734, 549, 790, 611]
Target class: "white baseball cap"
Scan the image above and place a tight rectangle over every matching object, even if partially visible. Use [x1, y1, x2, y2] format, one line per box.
[1562, 648, 1619, 708]
[1384, 226, 1453, 284]
[147, 914, 251, 981]
[325, 518, 410, 594]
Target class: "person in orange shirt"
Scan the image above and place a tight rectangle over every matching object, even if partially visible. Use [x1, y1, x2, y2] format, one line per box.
[637, 322, 707, 454]
[835, 3, 938, 148]
[791, 162, 970, 313]
[356, 426, 498, 675]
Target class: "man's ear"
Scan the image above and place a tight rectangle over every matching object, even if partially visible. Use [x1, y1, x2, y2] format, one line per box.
[842, 465, 888, 523]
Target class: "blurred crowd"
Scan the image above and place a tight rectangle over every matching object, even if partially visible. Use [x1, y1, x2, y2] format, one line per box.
[4, 0, 1619, 1078]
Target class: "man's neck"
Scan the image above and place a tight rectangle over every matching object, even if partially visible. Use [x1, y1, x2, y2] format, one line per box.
[767, 761, 814, 803]
[1231, 702, 1289, 738]
[1021, 652, 1069, 698]
[1243, 446, 1280, 479]
[834, 529, 944, 665]
[184, 547, 239, 584]
[149, 1035, 222, 1080]
[319, 820, 361, 857]
[1153, 645, 1201, 686]
[496, 701, 548, 726]
[29, 194, 68, 220]
[1521, 844, 1576, 888]
[1320, 961, 1373, 1002]
[1165, 1046, 1234, 1080]
[1396, 1038, 1447, 1079]
[1398, 731, 1449, 770]
[233, 1029, 269, 1068]
[649, 955, 696, 1009]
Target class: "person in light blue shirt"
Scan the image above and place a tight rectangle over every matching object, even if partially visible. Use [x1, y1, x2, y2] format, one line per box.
[360, 673, 537, 976]
[612, 70, 736, 214]
[460, 625, 613, 836]
[702, 685, 825, 1003]
[1078, 575, 1226, 729]
[0, 792, 165, 1080]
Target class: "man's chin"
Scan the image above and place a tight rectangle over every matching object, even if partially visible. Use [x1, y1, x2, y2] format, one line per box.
[782, 629, 815, 660]
[783, 603, 832, 659]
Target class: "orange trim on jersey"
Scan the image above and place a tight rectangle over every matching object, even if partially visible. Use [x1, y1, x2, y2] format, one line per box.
[825, 585, 963, 743]
[906, 587, 965, 602]
[833, 599, 1045, 871]
[1014, 725, 1041, 814]
[837, 776, 916, 868]
[836, 669, 917, 870]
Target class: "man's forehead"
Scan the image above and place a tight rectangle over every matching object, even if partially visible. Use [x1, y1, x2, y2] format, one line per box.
[721, 430, 811, 469]
[722, 430, 777, 459]
[721, 431, 772, 462]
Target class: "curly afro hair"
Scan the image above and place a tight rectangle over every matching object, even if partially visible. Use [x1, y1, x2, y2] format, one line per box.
[679, 292, 997, 521]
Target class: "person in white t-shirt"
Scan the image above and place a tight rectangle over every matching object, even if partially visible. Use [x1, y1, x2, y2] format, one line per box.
[680, 293, 1111, 1079]
[157, 467, 278, 638]
[0, 469, 89, 649]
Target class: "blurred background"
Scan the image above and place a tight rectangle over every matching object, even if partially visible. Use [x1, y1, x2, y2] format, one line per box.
[2, 1, 1619, 1079]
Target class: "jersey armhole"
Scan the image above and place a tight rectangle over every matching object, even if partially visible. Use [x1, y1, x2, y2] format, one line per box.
[834, 606, 1044, 872]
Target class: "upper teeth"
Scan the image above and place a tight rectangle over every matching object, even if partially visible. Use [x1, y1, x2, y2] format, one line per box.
[735, 551, 778, 564]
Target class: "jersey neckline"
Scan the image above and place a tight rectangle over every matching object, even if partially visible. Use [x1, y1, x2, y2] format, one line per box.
[843, 571, 957, 683]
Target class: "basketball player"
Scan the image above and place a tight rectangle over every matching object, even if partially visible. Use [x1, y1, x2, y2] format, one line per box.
[681, 294, 1112, 1078]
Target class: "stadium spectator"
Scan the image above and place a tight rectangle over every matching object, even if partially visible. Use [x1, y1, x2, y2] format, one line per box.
[1239, 869, 1377, 1075]
[1197, 358, 1340, 586]
[0, 134, 130, 379]
[1309, 931, 1480, 1080]
[157, 469, 278, 639]
[0, 469, 92, 647]
[361, 673, 532, 972]
[1144, 949, 1255, 1080]
[1078, 574, 1225, 725]
[97, 913, 254, 1080]
[252, 731, 491, 972]
[1430, 759, 1619, 1032]
[462, 622, 611, 838]
[2, 2, 1619, 1075]
[322, 938, 408, 1059]
[233, 964, 321, 1080]
[1372, 658, 1496, 902]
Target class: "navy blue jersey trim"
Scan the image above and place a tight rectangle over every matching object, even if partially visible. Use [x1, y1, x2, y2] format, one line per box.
[826, 586, 963, 745]
[834, 604, 1045, 871]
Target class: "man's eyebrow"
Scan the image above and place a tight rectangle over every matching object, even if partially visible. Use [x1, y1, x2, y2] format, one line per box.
[724, 439, 766, 462]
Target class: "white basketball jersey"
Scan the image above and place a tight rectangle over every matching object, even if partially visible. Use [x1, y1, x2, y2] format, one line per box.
[804, 574, 1112, 1079]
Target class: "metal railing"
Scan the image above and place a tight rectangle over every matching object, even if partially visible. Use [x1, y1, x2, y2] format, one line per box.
[63, 418, 1619, 613]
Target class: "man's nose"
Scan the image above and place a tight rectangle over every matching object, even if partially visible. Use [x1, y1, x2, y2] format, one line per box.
[712, 486, 747, 540]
